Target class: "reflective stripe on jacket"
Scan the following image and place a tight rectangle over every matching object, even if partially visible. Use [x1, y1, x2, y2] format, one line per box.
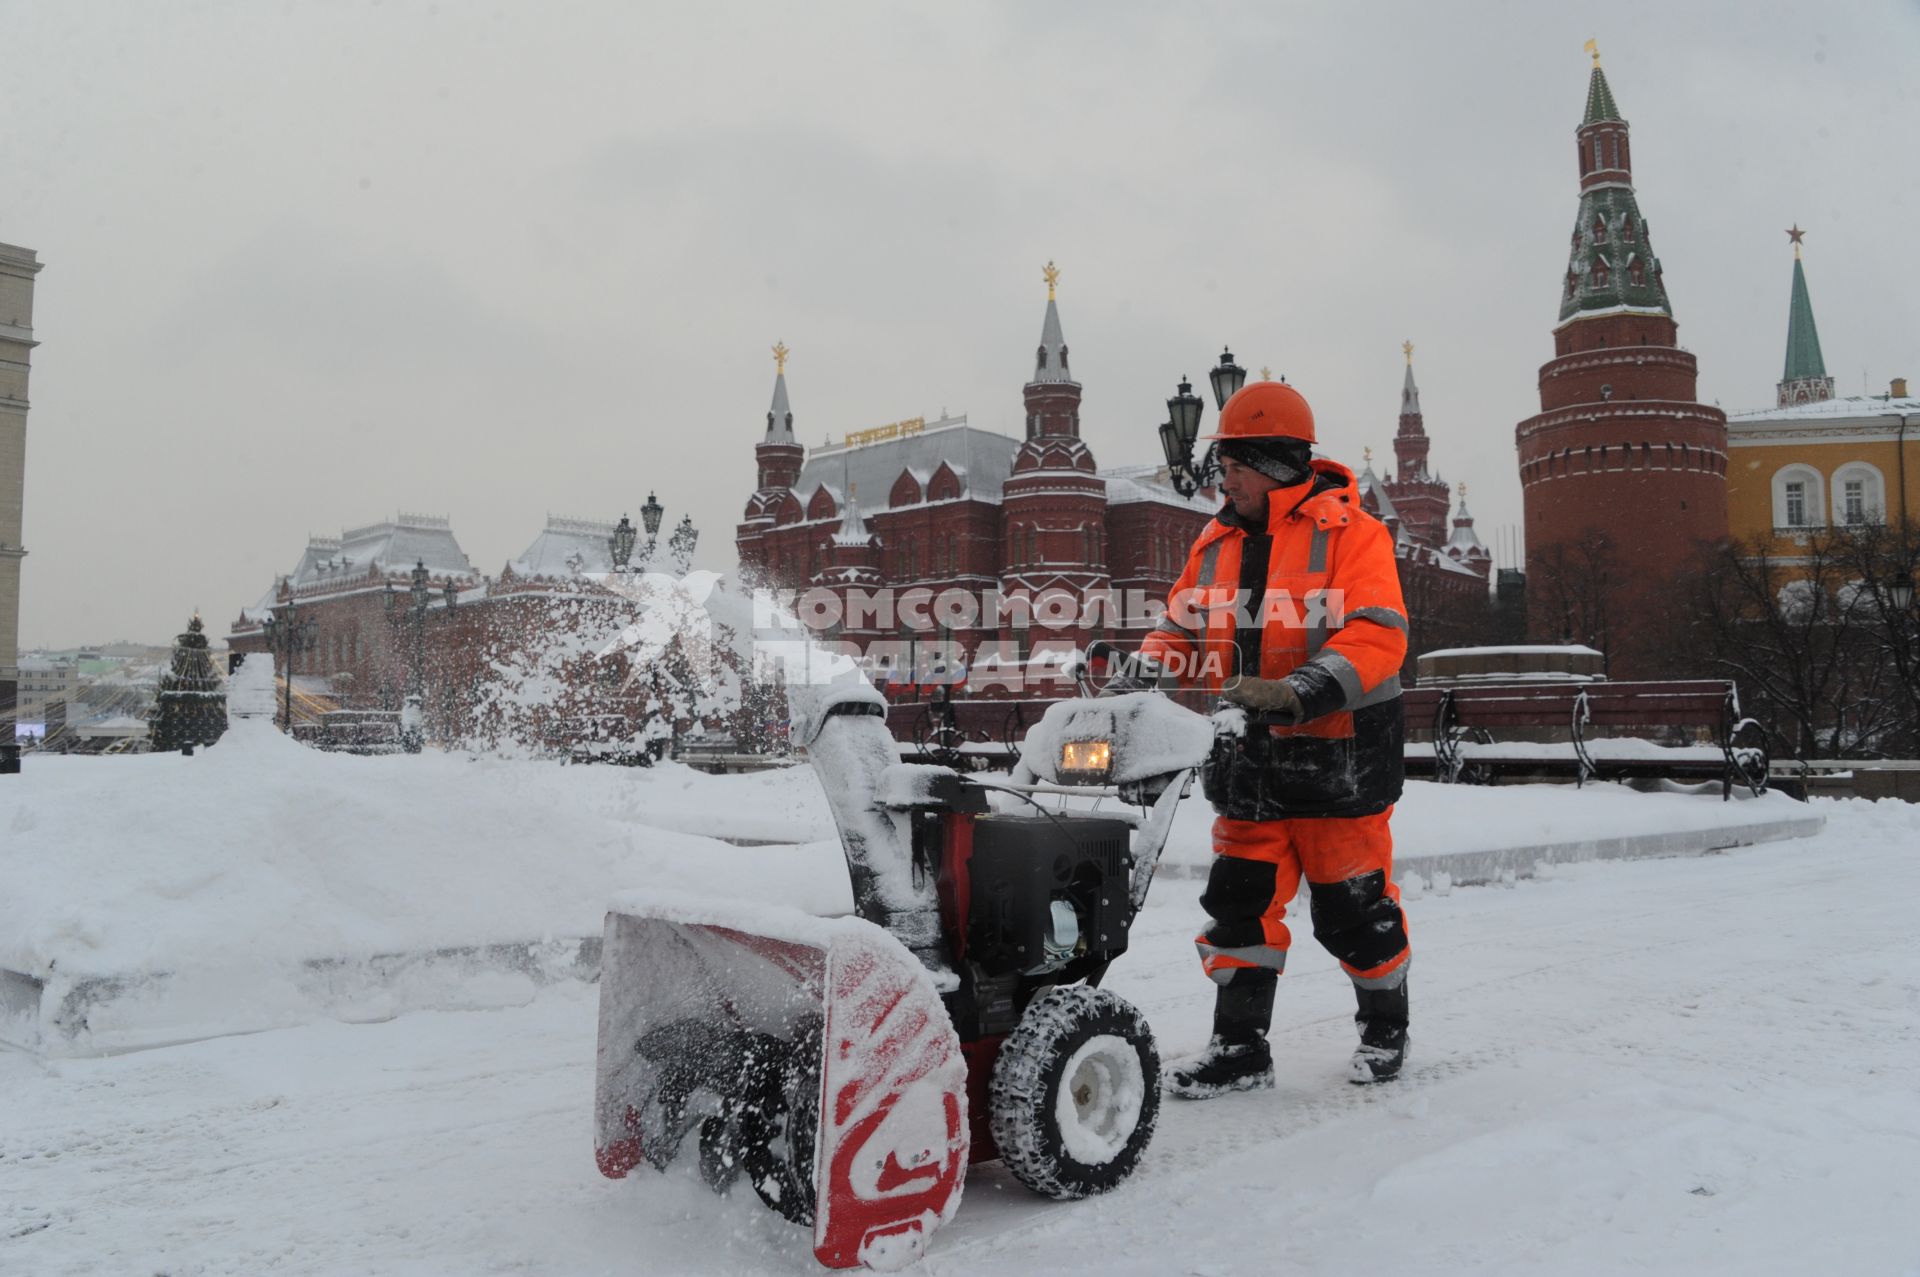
[1143, 459, 1409, 818]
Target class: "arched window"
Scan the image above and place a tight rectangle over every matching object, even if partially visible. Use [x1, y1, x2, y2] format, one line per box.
[1592, 137, 1602, 170]
[1628, 255, 1646, 287]
[1609, 134, 1620, 169]
[1590, 257, 1610, 289]
[1592, 215, 1608, 243]
[1830, 462, 1887, 526]
[1771, 463, 1825, 530]
[1036, 346, 1048, 369]
[1622, 218, 1637, 244]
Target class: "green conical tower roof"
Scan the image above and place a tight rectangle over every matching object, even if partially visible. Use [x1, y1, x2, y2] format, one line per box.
[1583, 64, 1623, 125]
[1776, 231, 1835, 405]
[1782, 254, 1827, 382]
[1558, 55, 1669, 325]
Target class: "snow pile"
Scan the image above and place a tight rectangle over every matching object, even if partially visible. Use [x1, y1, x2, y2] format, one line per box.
[0, 718, 843, 1052]
[226, 651, 277, 719]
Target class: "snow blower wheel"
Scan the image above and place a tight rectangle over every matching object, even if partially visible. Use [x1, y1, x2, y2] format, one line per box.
[988, 985, 1160, 1200]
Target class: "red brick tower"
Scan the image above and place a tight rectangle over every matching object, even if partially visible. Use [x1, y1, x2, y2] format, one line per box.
[737, 342, 807, 587]
[1515, 49, 1727, 675]
[999, 263, 1109, 667]
[1382, 342, 1450, 547]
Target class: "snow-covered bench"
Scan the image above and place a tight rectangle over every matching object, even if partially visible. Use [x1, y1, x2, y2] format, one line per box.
[1403, 680, 1771, 800]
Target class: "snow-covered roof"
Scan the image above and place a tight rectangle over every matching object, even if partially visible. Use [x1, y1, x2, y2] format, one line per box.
[1098, 463, 1218, 513]
[799, 420, 1016, 512]
[1727, 394, 1920, 426]
[1355, 465, 1400, 523]
[832, 501, 876, 548]
[512, 514, 619, 577]
[1422, 644, 1603, 659]
[288, 514, 477, 589]
[1446, 498, 1488, 557]
[81, 713, 150, 731]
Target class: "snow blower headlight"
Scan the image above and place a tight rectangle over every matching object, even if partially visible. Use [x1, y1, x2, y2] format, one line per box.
[1058, 738, 1113, 784]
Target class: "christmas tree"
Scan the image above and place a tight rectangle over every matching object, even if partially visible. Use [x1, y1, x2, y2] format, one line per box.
[150, 613, 228, 753]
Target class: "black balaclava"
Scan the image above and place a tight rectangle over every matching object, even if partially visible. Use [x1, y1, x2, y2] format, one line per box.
[1218, 438, 1313, 488]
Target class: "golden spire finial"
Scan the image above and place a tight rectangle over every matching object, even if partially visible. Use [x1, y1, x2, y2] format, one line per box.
[1786, 224, 1805, 259]
[1459, 481, 1468, 499]
[1402, 339, 1414, 364]
[1584, 38, 1600, 67]
[1259, 365, 1272, 382]
[1043, 260, 1060, 301]
[1363, 446, 1373, 465]
[772, 341, 790, 375]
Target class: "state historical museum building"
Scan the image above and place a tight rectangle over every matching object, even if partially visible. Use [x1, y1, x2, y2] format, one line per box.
[738, 274, 1494, 693]
[736, 278, 1217, 690]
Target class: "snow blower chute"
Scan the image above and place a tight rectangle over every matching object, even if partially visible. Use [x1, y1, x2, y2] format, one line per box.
[594, 643, 1214, 1270]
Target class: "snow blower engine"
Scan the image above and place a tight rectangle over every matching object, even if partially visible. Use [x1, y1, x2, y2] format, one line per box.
[592, 643, 1216, 1270]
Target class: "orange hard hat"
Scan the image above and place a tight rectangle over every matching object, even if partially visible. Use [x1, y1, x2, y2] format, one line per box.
[1203, 380, 1316, 444]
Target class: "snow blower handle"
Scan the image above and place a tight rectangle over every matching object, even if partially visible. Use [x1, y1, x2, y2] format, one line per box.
[1080, 640, 1168, 699]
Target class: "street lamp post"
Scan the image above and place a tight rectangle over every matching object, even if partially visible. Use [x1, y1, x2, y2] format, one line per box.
[641, 491, 665, 563]
[1889, 575, 1917, 614]
[262, 599, 318, 732]
[668, 513, 699, 573]
[1159, 347, 1247, 497]
[408, 559, 432, 701]
[382, 560, 458, 749]
[609, 514, 638, 574]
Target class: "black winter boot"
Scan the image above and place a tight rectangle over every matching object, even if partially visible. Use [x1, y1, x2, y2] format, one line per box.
[1166, 972, 1276, 1100]
[1348, 978, 1408, 1084]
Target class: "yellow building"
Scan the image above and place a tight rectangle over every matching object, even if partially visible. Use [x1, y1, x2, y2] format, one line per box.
[1725, 235, 1917, 558]
[1728, 385, 1919, 555]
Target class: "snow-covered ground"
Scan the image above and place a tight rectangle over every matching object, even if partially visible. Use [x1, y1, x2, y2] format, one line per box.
[3, 782, 1916, 1274]
[2, 717, 1813, 1055]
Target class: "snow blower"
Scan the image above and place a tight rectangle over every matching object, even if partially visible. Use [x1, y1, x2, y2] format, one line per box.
[593, 642, 1214, 1270]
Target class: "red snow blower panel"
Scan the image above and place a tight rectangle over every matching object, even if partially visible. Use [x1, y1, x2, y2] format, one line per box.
[594, 904, 969, 1271]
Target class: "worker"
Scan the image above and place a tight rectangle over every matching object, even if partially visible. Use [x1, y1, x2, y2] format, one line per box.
[1139, 379, 1412, 1094]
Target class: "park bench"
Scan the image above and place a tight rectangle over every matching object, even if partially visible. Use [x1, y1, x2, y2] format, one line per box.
[1402, 680, 1771, 800]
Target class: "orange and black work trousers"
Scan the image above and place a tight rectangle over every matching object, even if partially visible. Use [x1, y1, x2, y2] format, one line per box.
[1195, 808, 1410, 995]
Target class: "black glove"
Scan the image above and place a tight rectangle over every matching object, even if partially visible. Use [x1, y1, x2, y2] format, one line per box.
[1222, 675, 1305, 724]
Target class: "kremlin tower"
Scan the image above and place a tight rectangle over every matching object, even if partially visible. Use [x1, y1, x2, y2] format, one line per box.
[1381, 342, 1451, 548]
[1515, 47, 1728, 676]
[1777, 227, 1835, 407]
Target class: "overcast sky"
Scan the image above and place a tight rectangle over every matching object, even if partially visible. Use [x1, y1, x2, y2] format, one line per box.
[4, 0, 1916, 649]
